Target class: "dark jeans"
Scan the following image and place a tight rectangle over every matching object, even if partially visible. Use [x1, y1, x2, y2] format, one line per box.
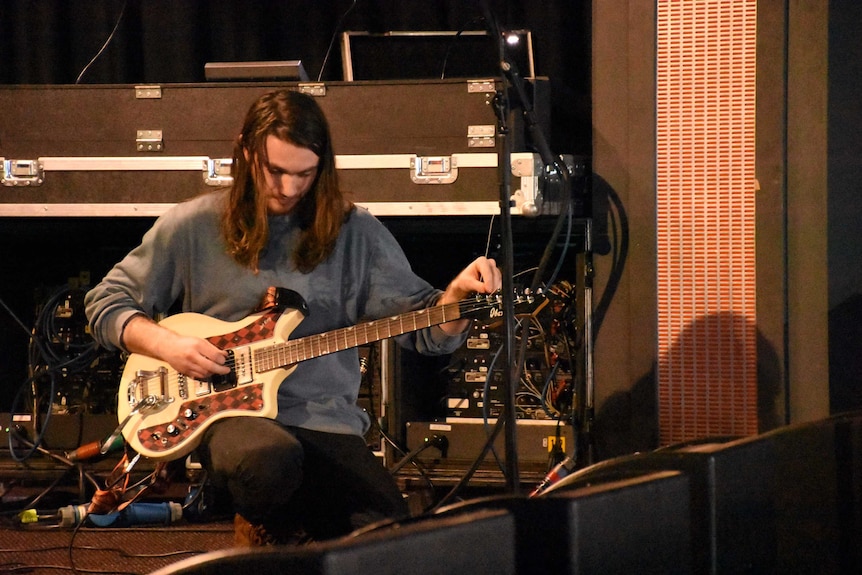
[197, 417, 408, 540]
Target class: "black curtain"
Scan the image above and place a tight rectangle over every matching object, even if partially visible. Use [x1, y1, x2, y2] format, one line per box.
[0, 0, 591, 411]
[0, 0, 591, 154]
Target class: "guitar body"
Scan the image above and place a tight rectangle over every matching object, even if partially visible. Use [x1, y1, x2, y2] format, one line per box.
[117, 305, 306, 461]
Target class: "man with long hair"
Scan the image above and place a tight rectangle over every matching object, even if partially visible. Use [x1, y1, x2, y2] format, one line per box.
[85, 89, 501, 545]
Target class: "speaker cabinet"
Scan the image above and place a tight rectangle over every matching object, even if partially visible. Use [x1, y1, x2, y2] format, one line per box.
[432, 470, 691, 574]
[541, 470, 691, 574]
[550, 411, 862, 574]
[150, 508, 516, 575]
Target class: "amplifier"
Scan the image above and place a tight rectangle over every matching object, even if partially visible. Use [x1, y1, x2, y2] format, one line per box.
[0, 412, 118, 452]
[0, 412, 156, 480]
[405, 419, 574, 467]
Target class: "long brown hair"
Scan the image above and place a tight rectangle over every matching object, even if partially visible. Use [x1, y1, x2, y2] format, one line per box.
[222, 89, 351, 273]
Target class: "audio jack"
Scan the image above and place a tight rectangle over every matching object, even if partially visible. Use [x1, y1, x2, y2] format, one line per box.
[17, 501, 183, 528]
[529, 454, 578, 497]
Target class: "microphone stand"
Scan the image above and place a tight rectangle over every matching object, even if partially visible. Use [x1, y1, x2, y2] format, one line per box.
[495, 86, 520, 492]
[477, 0, 519, 492]
[478, 0, 575, 493]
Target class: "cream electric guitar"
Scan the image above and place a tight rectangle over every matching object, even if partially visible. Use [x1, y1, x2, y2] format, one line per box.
[113, 288, 542, 462]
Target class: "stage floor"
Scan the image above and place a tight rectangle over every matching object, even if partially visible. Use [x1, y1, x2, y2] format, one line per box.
[1, 521, 235, 575]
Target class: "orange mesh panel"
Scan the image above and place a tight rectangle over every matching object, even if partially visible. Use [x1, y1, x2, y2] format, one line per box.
[656, 0, 758, 445]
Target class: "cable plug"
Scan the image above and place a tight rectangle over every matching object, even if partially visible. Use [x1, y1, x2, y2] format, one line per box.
[17, 508, 63, 526]
[425, 434, 449, 458]
[12, 424, 30, 440]
[529, 454, 578, 498]
[17, 509, 39, 524]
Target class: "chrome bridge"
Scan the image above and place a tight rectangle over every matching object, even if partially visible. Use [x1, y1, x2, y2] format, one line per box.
[127, 366, 178, 408]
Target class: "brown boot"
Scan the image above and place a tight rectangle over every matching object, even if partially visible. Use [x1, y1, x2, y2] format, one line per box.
[233, 513, 277, 547]
[233, 513, 310, 547]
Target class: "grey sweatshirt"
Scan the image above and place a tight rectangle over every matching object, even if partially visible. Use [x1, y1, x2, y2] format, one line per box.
[85, 190, 466, 437]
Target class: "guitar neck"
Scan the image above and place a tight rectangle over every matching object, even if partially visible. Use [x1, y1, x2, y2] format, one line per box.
[254, 301, 463, 372]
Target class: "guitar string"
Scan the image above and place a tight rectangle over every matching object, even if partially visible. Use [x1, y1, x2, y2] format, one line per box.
[133, 297, 500, 403]
[125, 297, 523, 450]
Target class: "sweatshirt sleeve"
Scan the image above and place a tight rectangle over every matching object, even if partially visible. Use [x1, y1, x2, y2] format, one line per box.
[357, 213, 469, 356]
[84, 208, 189, 351]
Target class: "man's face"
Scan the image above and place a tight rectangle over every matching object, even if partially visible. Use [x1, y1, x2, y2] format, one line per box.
[260, 135, 320, 216]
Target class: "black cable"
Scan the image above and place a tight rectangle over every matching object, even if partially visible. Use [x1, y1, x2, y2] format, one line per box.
[430, 413, 506, 511]
[545, 201, 575, 289]
[0, 563, 140, 575]
[439, 18, 485, 79]
[388, 442, 439, 476]
[0, 474, 69, 520]
[590, 179, 629, 343]
[359, 345, 438, 499]
[547, 418, 566, 469]
[0, 297, 32, 335]
[75, 0, 128, 84]
[5, 287, 102, 462]
[317, 0, 361, 81]
[539, 360, 563, 419]
[480, 342, 507, 473]
[2, 434, 102, 512]
[33, 289, 101, 374]
[379, 420, 437, 497]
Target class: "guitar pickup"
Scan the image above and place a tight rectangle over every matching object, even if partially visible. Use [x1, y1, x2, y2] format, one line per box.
[210, 350, 238, 392]
[231, 348, 254, 385]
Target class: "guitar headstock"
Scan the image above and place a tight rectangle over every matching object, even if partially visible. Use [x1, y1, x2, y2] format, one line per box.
[461, 289, 548, 322]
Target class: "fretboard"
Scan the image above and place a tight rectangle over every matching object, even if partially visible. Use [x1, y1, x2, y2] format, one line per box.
[253, 301, 462, 372]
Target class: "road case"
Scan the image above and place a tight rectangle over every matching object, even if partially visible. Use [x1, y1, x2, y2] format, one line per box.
[0, 79, 561, 217]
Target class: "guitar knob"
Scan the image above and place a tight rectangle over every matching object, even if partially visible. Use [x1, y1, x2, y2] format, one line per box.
[166, 424, 180, 436]
[184, 408, 197, 420]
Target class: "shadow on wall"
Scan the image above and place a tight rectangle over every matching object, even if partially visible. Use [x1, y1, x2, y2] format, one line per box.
[829, 293, 862, 414]
[593, 311, 783, 460]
